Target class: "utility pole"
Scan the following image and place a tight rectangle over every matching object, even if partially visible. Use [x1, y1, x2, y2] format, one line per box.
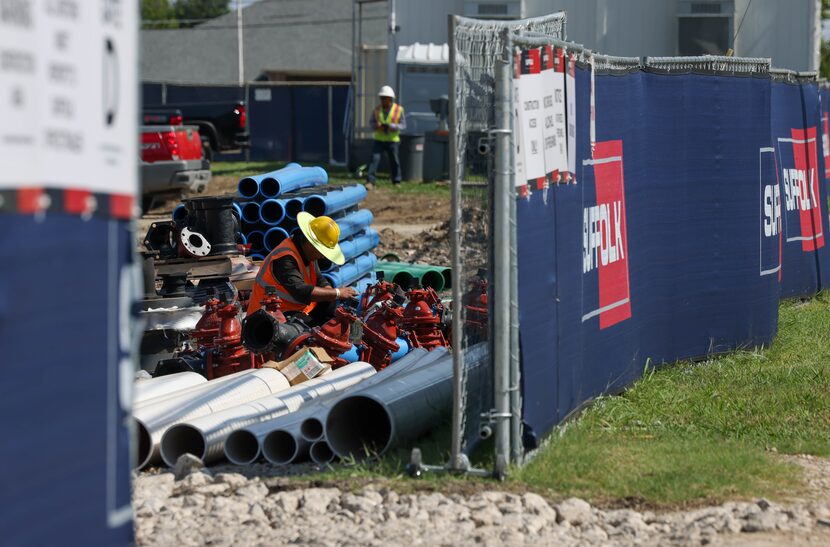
[237, 0, 244, 86]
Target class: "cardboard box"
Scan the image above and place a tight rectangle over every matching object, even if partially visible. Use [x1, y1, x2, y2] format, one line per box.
[264, 347, 334, 386]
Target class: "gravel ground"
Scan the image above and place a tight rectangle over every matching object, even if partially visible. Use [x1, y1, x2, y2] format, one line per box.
[134, 456, 830, 546]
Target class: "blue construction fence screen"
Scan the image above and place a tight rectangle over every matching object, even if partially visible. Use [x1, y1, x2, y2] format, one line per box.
[513, 53, 830, 447]
[142, 82, 348, 164]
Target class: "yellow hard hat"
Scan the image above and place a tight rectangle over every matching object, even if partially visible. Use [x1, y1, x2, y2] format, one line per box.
[296, 212, 345, 265]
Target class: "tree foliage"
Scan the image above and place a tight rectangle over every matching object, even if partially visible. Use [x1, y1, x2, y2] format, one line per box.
[173, 0, 229, 26]
[141, 0, 230, 28]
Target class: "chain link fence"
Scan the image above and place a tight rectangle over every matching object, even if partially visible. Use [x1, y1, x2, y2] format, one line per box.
[448, 13, 566, 473]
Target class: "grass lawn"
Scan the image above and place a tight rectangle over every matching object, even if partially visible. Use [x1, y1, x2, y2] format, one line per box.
[309, 294, 830, 508]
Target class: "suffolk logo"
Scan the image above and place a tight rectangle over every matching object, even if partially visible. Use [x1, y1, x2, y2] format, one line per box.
[759, 147, 781, 278]
[582, 140, 631, 329]
[777, 128, 825, 252]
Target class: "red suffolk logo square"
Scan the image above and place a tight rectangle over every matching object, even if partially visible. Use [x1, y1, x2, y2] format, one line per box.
[582, 140, 632, 329]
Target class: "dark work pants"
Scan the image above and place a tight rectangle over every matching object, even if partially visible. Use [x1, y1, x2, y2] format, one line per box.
[366, 140, 402, 183]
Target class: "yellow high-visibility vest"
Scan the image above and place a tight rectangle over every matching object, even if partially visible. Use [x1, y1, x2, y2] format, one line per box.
[373, 103, 403, 143]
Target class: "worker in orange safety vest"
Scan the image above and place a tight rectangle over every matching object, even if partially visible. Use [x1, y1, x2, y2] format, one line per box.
[248, 212, 358, 325]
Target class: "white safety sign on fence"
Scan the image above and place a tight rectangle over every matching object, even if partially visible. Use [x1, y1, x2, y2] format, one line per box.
[540, 46, 568, 182]
[513, 61, 527, 189]
[0, 0, 138, 197]
[566, 51, 577, 182]
[516, 49, 547, 186]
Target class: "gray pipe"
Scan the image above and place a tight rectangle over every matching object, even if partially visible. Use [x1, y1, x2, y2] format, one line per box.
[309, 439, 336, 465]
[224, 348, 442, 465]
[261, 418, 310, 465]
[298, 346, 450, 443]
[325, 343, 487, 461]
[160, 362, 375, 467]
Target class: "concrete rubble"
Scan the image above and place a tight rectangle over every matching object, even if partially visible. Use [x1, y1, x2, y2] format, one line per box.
[134, 465, 830, 546]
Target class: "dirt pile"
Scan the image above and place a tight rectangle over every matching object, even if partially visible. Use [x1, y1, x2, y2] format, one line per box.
[375, 207, 489, 270]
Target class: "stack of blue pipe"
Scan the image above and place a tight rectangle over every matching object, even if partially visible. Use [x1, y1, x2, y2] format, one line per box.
[234, 163, 378, 288]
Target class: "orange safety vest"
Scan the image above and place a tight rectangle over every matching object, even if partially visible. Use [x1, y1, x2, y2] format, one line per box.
[248, 237, 318, 315]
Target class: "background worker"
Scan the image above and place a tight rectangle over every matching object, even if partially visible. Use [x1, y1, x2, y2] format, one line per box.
[366, 85, 406, 186]
[247, 212, 358, 326]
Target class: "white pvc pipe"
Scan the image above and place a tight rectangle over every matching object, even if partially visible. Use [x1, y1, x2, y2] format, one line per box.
[134, 371, 207, 405]
[134, 368, 290, 469]
[133, 368, 244, 411]
[227, 348, 442, 465]
[310, 439, 336, 464]
[163, 362, 376, 467]
[326, 344, 487, 461]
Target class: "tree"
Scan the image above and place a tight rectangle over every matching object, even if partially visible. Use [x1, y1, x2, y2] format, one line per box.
[141, 0, 177, 28]
[173, 0, 229, 26]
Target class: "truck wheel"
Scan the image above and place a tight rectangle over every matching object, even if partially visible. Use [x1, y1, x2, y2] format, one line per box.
[201, 138, 214, 162]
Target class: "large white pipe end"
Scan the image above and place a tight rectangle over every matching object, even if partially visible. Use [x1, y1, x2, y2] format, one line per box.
[160, 424, 206, 468]
[224, 429, 261, 465]
[325, 396, 393, 461]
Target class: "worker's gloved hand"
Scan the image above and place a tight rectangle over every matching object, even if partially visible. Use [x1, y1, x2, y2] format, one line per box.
[339, 286, 358, 300]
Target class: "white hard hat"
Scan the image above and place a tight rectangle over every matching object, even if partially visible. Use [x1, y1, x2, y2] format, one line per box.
[378, 85, 395, 99]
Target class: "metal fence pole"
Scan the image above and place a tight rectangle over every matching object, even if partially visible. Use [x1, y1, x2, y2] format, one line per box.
[492, 27, 513, 476]
[508, 46, 522, 464]
[448, 14, 466, 472]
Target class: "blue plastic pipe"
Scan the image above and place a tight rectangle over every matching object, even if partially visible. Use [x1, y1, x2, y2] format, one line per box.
[303, 184, 367, 217]
[336, 209, 374, 241]
[259, 199, 285, 225]
[240, 202, 261, 224]
[320, 229, 380, 272]
[285, 197, 305, 220]
[264, 227, 289, 251]
[340, 344, 360, 363]
[262, 166, 328, 197]
[322, 253, 377, 287]
[247, 230, 265, 253]
[390, 337, 411, 362]
[237, 163, 301, 199]
[250, 253, 265, 261]
[232, 202, 242, 219]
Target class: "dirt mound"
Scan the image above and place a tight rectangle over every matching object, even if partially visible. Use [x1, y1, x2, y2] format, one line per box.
[375, 207, 488, 270]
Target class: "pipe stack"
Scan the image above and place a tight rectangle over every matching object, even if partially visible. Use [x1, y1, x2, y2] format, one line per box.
[375, 260, 452, 291]
[234, 164, 378, 288]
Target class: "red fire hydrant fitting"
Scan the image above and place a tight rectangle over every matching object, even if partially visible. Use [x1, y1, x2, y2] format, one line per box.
[283, 306, 357, 368]
[360, 302, 403, 370]
[402, 287, 449, 351]
[359, 280, 401, 316]
[190, 297, 222, 349]
[204, 299, 261, 379]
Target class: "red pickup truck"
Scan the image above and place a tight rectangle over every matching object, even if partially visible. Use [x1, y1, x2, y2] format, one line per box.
[141, 124, 211, 210]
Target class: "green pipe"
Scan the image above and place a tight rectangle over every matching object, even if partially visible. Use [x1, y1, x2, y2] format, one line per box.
[375, 261, 449, 291]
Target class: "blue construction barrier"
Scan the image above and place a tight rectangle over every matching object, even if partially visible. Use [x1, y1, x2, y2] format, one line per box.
[515, 56, 830, 447]
[0, 213, 134, 545]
